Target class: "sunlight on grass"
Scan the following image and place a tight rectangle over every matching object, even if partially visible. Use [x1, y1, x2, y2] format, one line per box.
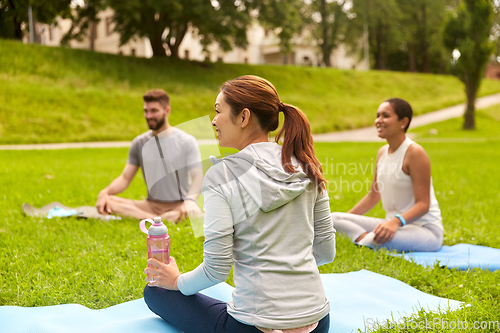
[2, 39, 500, 144]
[1, 39, 500, 332]
[1, 115, 499, 331]
[411, 104, 500, 141]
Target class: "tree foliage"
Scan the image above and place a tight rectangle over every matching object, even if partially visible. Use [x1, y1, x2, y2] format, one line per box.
[443, 0, 495, 129]
[106, 0, 310, 58]
[347, 0, 453, 73]
[307, 0, 351, 67]
[60, 0, 106, 50]
[396, 0, 447, 73]
[251, 0, 306, 55]
[348, 0, 402, 70]
[107, 0, 252, 57]
[0, 0, 71, 40]
[490, 1, 500, 56]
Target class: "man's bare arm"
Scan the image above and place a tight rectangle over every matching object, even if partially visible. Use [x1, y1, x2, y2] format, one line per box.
[96, 164, 139, 214]
[178, 166, 204, 220]
[185, 166, 203, 200]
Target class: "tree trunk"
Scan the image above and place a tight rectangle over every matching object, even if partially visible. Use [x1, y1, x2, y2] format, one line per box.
[7, 0, 23, 40]
[408, 42, 416, 72]
[463, 77, 478, 130]
[172, 25, 187, 58]
[149, 34, 167, 57]
[166, 24, 187, 58]
[14, 19, 23, 40]
[374, 25, 382, 69]
[438, 52, 444, 74]
[319, 0, 331, 67]
[420, 4, 430, 73]
[374, 21, 389, 70]
[421, 45, 430, 73]
[89, 21, 96, 51]
[378, 26, 388, 70]
[323, 47, 332, 67]
[169, 39, 180, 58]
[368, 21, 380, 70]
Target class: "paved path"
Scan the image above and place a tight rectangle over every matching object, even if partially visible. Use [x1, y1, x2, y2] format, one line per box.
[312, 92, 500, 142]
[2, 93, 500, 150]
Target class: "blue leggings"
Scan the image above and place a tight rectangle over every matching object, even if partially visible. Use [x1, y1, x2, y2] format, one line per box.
[144, 285, 330, 333]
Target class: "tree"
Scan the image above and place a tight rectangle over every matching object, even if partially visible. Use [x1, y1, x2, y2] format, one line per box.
[443, 0, 495, 129]
[350, 0, 403, 70]
[107, 0, 252, 58]
[397, 0, 447, 73]
[0, 0, 71, 40]
[491, 1, 500, 57]
[61, 0, 106, 51]
[347, 0, 453, 73]
[307, 0, 351, 67]
[252, 0, 306, 56]
[107, 0, 308, 59]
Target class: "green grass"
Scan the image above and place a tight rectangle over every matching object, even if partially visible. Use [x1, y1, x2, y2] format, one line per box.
[1, 38, 500, 331]
[0, 148, 205, 307]
[2, 38, 500, 144]
[411, 103, 500, 141]
[1, 111, 499, 332]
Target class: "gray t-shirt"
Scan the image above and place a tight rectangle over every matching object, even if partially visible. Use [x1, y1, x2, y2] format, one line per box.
[128, 129, 201, 202]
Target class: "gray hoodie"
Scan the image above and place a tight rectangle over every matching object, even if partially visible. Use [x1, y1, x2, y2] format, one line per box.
[177, 142, 336, 330]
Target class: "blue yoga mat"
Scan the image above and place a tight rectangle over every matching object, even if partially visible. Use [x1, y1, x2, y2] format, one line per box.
[390, 243, 500, 271]
[0, 270, 462, 333]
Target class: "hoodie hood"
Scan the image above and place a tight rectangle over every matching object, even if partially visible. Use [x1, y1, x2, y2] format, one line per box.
[208, 142, 311, 212]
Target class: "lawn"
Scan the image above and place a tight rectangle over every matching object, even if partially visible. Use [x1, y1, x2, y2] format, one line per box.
[411, 102, 500, 141]
[2, 38, 500, 144]
[1, 108, 499, 332]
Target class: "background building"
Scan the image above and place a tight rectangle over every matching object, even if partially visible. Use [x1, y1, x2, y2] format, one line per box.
[28, 8, 367, 70]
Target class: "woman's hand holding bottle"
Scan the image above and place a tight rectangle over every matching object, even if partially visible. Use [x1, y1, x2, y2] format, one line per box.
[144, 257, 181, 290]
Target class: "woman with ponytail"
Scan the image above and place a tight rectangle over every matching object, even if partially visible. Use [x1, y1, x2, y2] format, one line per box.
[143, 75, 335, 333]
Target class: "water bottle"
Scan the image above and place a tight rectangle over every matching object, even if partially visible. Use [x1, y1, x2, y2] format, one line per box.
[140, 216, 170, 264]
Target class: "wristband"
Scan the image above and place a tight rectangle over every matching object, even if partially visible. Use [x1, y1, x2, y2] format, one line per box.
[184, 198, 196, 202]
[395, 214, 406, 226]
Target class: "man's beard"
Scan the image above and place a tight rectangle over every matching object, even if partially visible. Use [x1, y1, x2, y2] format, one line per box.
[148, 116, 165, 130]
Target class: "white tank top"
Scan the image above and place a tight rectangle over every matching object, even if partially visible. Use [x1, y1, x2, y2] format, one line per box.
[376, 137, 443, 230]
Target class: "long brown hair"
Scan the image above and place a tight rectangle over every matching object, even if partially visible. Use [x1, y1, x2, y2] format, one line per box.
[220, 75, 326, 190]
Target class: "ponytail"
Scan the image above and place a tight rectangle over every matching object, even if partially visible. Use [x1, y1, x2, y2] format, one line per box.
[276, 104, 326, 191]
[220, 75, 326, 191]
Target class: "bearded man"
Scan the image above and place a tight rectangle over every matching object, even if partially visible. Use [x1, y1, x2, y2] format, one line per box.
[96, 89, 203, 222]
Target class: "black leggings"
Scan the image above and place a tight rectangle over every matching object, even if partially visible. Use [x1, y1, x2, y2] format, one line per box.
[144, 285, 330, 333]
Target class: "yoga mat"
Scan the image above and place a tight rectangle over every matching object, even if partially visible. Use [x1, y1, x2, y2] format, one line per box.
[0, 270, 462, 333]
[23, 202, 120, 221]
[390, 243, 500, 271]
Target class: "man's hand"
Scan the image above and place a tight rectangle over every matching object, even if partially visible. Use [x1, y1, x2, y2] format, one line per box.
[162, 211, 182, 223]
[178, 199, 203, 221]
[96, 164, 138, 215]
[96, 191, 112, 215]
[160, 200, 203, 223]
[373, 218, 401, 244]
